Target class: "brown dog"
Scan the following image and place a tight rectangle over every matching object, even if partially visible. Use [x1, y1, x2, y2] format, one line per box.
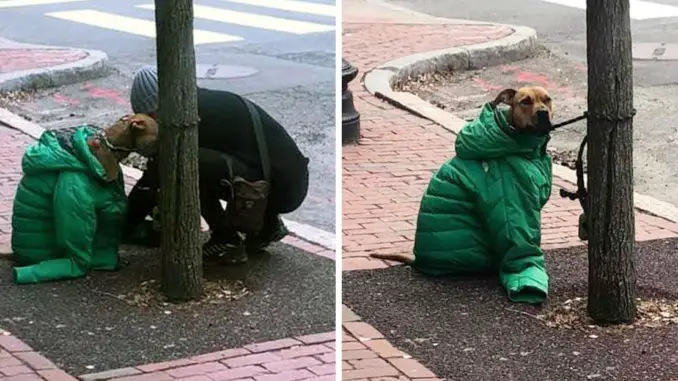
[88, 113, 159, 181]
[490, 86, 553, 130]
[369, 86, 554, 265]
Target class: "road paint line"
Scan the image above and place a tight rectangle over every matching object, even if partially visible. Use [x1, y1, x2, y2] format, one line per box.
[137, 4, 335, 34]
[540, 0, 678, 20]
[219, 0, 336, 17]
[45, 9, 243, 45]
[0, 0, 86, 8]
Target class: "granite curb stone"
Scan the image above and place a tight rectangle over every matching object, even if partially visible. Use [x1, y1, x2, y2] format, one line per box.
[0, 48, 108, 92]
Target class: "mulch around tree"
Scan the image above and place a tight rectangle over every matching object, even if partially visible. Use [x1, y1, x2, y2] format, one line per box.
[343, 238, 678, 381]
[0, 243, 335, 375]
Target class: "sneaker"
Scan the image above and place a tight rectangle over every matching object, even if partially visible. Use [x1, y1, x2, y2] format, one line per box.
[246, 217, 289, 253]
[203, 240, 248, 265]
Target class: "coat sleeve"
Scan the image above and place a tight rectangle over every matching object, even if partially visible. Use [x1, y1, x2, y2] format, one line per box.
[12, 172, 96, 284]
[482, 163, 549, 304]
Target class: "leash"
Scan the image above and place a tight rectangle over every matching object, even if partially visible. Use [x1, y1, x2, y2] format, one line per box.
[548, 108, 637, 241]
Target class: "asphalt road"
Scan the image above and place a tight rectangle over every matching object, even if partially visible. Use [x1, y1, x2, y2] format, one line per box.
[0, 0, 336, 231]
[385, 0, 678, 207]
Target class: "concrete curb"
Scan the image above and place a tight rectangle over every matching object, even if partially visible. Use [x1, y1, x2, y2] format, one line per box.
[0, 48, 109, 92]
[0, 108, 337, 252]
[362, 29, 678, 224]
[384, 25, 538, 89]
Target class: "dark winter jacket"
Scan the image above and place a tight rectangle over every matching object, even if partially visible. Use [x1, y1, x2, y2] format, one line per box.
[195, 87, 309, 186]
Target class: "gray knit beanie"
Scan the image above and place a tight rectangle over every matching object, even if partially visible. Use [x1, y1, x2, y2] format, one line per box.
[130, 65, 159, 114]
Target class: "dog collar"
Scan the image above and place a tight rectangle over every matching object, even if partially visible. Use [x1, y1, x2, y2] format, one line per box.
[97, 132, 136, 153]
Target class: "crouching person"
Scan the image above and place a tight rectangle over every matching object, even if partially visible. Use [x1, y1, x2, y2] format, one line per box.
[11, 115, 158, 284]
[123, 65, 310, 264]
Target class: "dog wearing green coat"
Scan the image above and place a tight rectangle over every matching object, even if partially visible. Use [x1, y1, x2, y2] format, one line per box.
[8, 114, 159, 284]
[371, 86, 554, 304]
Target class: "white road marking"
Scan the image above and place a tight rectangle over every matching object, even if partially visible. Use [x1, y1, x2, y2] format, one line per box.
[137, 4, 335, 34]
[45, 9, 243, 45]
[0, 0, 86, 8]
[540, 0, 678, 20]
[219, 0, 336, 17]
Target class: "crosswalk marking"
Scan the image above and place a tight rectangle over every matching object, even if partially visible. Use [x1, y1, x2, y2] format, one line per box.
[136, 4, 335, 35]
[45, 10, 243, 45]
[0, 0, 86, 8]
[540, 0, 678, 20]
[219, 0, 336, 17]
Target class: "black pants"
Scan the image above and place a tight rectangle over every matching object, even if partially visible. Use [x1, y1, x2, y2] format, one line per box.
[124, 148, 309, 243]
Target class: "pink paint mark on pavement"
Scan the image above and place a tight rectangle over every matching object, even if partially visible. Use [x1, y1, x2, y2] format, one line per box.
[51, 93, 80, 106]
[501, 65, 520, 74]
[472, 78, 503, 92]
[514, 71, 553, 87]
[87, 87, 128, 106]
[80, 82, 128, 106]
[513, 71, 572, 95]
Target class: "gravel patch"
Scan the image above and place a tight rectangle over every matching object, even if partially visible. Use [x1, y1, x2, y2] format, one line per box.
[0, 243, 335, 374]
[343, 238, 678, 381]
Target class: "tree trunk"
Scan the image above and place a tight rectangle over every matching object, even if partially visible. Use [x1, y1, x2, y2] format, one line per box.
[154, 0, 204, 301]
[585, 0, 637, 324]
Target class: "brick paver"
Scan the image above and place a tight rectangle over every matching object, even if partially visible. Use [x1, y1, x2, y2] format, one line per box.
[0, 49, 88, 74]
[341, 305, 440, 381]
[0, 120, 336, 379]
[78, 332, 335, 381]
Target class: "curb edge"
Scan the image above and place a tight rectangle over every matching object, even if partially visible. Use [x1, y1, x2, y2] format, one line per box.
[0, 48, 109, 92]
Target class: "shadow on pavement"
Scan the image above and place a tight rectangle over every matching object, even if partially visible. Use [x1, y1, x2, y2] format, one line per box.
[343, 238, 678, 381]
[0, 242, 335, 375]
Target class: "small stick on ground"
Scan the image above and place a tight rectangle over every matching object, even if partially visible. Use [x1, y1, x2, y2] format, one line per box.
[504, 307, 542, 320]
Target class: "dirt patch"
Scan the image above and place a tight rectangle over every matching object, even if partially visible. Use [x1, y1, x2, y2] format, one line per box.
[401, 47, 589, 168]
[536, 296, 678, 332]
[0, 89, 34, 109]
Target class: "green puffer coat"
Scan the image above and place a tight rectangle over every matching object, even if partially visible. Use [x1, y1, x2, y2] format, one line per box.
[413, 103, 553, 304]
[11, 126, 127, 284]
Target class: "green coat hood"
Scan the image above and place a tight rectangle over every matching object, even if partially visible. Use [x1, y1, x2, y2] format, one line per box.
[21, 126, 109, 181]
[455, 103, 549, 160]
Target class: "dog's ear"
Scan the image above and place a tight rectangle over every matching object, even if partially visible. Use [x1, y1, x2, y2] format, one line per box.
[491, 89, 517, 107]
[129, 116, 150, 130]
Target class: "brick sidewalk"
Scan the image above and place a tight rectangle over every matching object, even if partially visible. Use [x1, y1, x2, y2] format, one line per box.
[341, 19, 678, 381]
[0, 124, 336, 380]
[1, 327, 335, 381]
[0, 49, 88, 74]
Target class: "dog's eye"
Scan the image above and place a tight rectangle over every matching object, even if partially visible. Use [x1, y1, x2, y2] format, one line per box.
[520, 98, 533, 106]
[543, 97, 551, 103]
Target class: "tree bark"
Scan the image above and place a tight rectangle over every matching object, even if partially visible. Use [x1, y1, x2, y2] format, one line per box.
[154, 0, 204, 301]
[585, 0, 637, 324]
